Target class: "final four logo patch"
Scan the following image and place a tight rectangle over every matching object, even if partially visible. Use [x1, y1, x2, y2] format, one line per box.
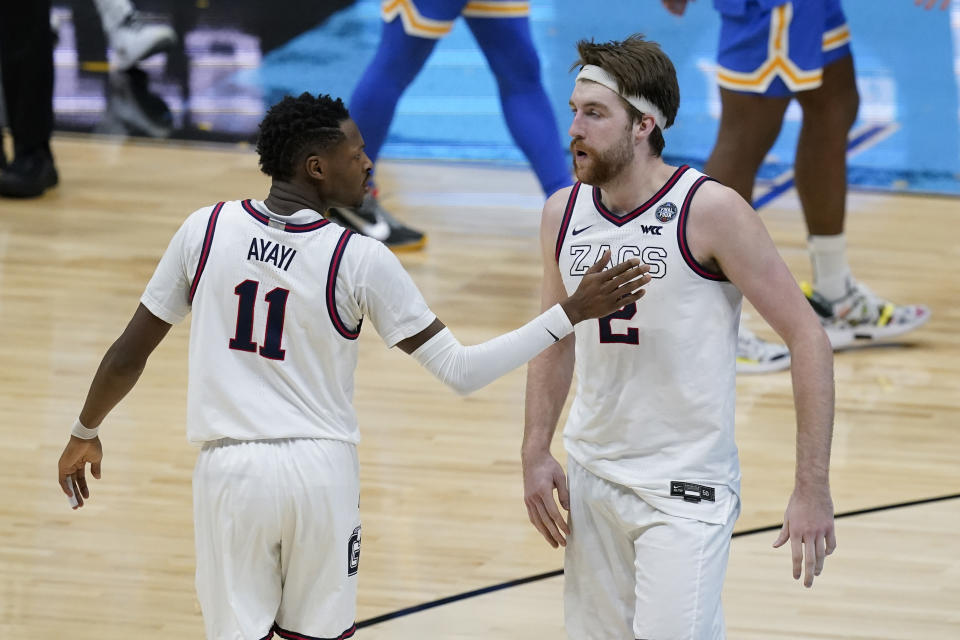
[655, 202, 678, 223]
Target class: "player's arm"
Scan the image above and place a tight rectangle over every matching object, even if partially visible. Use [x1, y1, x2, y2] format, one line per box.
[393, 237, 650, 396]
[57, 304, 172, 508]
[688, 181, 836, 587]
[56, 208, 198, 510]
[519, 188, 579, 548]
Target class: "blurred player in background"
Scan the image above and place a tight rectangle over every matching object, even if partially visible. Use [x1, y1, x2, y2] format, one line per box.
[331, 0, 573, 250]
[0, 1, 58, 198]
[661, 0, 935, 373]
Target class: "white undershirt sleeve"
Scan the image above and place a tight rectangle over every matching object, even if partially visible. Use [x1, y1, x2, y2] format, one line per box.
[410, 303, 574, 396]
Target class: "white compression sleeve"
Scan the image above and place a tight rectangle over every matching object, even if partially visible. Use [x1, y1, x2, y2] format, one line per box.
[410, 303, 574, 396]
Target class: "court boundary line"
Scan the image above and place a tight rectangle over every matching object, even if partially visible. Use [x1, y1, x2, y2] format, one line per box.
[355, 491, 960, 629]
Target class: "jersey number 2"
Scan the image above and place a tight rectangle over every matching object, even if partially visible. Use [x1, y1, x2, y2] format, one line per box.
[229, 279, 289, 360]
[598, 303, 639, 345]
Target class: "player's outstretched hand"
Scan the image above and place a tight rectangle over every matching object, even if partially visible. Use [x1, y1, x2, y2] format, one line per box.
[561, 250, 651, 325]
[772, 486, 837, 587]
[58, 436, 103, 510]
[522, 451, 569, 548]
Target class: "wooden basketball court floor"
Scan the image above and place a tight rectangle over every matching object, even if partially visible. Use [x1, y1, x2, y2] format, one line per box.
[1, 136, 957, 639]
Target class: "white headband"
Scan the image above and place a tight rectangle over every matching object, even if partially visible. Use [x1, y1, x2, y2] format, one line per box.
[575, 64, 668, 130]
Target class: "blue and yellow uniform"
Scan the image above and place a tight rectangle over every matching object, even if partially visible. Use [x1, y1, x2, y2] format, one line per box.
[350, 0, 571, 197]
[714, 0, 852, 96]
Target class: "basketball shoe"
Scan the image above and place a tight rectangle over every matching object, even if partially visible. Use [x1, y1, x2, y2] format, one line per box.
[327, 191, 426, 251]
[109, 12, 177, 72]
[736, 325, 791, 374]
[801, 280, 931, 349]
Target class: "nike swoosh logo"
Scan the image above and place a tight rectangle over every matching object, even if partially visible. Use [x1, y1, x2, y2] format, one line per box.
[571, 225, 593, 236]
[546, 328, 560, 342]
[331, 207, 391, 242]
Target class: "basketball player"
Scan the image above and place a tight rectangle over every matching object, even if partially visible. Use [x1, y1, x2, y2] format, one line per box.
[521, 36, 836, 638]
[661, 0, 936, 373]
[55, 92, 650, 640]
[328, 0, 572, 250]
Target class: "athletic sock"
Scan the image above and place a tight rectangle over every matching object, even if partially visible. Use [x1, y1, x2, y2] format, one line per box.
[808, 233, 852, 301]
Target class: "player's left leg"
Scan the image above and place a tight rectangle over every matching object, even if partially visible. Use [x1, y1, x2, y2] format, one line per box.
[632, 504, 739, 640]
[464, 5, 571, 196]
[273, 438, 361, 640]
[793, 0, 930, 348]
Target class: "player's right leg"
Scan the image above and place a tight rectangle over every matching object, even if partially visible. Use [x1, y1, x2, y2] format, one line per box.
[706, 87, 791, 374]
[709, 1, 803, 373]
[564, 458, 639, 639]
[464, 5, 572, 197]
[330, 0, 469, 250]
[193, 439, 284, 640]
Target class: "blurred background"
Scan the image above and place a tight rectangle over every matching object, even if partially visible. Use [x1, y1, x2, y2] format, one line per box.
[42, 0, 960, 194]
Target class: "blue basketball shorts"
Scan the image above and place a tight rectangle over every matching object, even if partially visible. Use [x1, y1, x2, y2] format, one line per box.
[715, 0, 852, 96]
[380, 0, 530, 38]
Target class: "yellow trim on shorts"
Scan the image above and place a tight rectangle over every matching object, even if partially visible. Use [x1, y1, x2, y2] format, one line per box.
[462, 1, 530, 18]
[715, 4, 823, 94]
[822, 24, 850, 52]
[381, 0, 455, 38]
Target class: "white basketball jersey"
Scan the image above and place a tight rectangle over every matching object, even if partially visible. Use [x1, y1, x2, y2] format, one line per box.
[141, 199, 435, 444]
[557, 166, 743, 524]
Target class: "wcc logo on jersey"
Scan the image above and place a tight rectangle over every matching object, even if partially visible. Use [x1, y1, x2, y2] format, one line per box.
[655, 202, 678, 223]
[347, 525, 361, 576]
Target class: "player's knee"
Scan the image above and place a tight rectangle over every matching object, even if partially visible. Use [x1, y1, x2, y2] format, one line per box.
[799, 83, 859, 132]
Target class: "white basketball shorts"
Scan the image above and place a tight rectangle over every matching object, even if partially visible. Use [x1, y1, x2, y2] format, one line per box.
[193, 437, 361, 640]
[564, 458, 740, 640]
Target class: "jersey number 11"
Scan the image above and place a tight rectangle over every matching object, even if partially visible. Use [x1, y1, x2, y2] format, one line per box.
[229, 279, 289, 360]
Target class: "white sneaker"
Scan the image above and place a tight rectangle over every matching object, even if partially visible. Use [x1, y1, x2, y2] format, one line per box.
[109, 12, 176, 72]
[737, 325, 791, 374]
[802, 280, 931, 350]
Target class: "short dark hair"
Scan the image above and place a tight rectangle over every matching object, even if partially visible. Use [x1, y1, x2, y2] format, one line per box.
[572, 34, 679, 157]
[256, 93, 351, 180]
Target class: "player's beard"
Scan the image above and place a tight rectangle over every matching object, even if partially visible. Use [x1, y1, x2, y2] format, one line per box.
[571, 135, 635, 186]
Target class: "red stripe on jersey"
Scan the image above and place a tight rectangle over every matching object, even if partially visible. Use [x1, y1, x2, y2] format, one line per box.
[591, 165, 690, 226]
[189, 201, 225, 303]
[326, 230, 361, 340]
[676, 176, 726, 281]
[554, 182, 582, 263]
